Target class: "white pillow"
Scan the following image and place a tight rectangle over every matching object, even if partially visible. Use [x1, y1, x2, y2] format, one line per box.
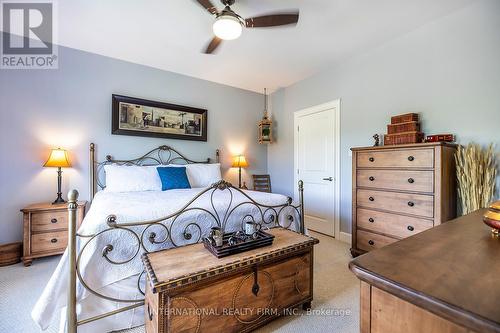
[185, 163, 222, 188]
[104, 165, 162, 192]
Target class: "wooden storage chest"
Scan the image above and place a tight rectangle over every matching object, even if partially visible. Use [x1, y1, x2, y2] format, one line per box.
[142, 228, 319, 333]
[350, 142, 457, 257]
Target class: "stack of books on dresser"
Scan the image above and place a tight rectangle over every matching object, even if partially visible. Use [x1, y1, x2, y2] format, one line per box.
[384, 113, 424, 145]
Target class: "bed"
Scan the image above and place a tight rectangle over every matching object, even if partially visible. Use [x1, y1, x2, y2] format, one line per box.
[32, 144, 305, 333]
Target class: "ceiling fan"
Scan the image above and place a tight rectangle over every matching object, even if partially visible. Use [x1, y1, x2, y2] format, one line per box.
[195, 0, 299, 54]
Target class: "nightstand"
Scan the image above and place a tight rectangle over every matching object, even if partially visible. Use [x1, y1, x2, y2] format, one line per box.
[21, 201, 86, 266]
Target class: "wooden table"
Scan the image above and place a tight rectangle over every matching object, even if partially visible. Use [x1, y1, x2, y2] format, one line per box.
[143, 228, 319, 333]
[349, 210, 500, 333]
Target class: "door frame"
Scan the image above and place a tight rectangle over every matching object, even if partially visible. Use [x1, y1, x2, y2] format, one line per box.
[294, 99, 341, 239]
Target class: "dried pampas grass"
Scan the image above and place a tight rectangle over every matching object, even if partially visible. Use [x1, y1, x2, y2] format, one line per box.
[455, 143, 497, 215]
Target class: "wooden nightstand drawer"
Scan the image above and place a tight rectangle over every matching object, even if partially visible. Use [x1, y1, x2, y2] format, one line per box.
[21, 201, 86, 266]
[31, 230, 68, 254]
[32, 211, 68, 232]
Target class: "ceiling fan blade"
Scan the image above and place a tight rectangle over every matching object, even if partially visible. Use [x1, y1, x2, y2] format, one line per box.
[245, 13, 299, 28]
[195, 0, 218, 15]
[204, 37, 222, 54]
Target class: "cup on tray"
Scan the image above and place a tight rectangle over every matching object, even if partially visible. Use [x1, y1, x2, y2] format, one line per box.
[245, 221, 261, 238]
[209, 227, 223, 247]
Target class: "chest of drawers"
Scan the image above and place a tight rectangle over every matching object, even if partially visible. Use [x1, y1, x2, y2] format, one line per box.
[21, 201, 86, 266]
[350, 143, 457, 257]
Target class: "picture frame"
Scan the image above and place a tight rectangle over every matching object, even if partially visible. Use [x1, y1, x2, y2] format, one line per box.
[111, 94, 208, 142]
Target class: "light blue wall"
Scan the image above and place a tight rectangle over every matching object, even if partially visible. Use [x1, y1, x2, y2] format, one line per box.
[2, 0, 499, 244]
[268, 0, 500, 234]
[0, 44, 265, 244]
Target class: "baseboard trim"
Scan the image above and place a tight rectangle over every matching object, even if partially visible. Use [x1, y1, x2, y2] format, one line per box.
[338, 232, 351, 245]
[0, 242, 22, 266]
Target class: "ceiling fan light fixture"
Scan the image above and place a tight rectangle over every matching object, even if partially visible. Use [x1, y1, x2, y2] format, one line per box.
[213, 14, 242, 40]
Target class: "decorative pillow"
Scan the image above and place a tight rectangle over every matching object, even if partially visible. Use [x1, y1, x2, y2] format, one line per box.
[104, 165, 162, 192]
[185, 163, 222, 188]
[156, 167, 191, 191]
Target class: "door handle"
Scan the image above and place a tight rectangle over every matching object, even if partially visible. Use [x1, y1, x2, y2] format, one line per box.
[322, 177, 333, 181]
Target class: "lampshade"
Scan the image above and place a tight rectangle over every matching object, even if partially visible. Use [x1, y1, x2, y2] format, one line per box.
[43, 148, 71, 168]
[232, 155, 248, 168]
[213, 15, 242, 40]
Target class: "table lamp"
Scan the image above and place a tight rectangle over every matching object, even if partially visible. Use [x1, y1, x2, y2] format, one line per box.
[232, 155, 248, 188]
[44, 148, 71, 204]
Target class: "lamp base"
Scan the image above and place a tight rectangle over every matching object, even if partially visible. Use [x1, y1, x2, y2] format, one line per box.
[52, 167, 65, 205]
[52, 194, 66, 205]
[238, 167, 242, 188]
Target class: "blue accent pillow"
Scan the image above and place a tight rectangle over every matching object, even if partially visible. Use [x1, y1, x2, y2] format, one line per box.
[156, 167, 191, 191]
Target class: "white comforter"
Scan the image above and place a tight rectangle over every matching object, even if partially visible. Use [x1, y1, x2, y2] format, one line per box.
[32, 188, 295, 332]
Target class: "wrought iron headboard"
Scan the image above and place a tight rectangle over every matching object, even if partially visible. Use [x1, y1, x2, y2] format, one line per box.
[89, 143, 220, 200]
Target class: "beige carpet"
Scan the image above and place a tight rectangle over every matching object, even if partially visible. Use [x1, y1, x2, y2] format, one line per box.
[0, 232, 359, 333]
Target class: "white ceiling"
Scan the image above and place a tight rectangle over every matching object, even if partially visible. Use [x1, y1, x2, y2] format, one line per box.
[56, 0, 476, 92]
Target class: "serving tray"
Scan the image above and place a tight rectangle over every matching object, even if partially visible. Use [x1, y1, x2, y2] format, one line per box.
[203, 230, 275, 258]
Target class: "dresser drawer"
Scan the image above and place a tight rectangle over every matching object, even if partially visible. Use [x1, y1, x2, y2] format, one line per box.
[357, 208, 433, 239]
[32, 210, 68, 232]
[357, 230, 398, 252]
[357, 189, 434, 218]
[357, 169, 434, 193]
[357, 149, 434, 168]
[31, 230, 67, 254]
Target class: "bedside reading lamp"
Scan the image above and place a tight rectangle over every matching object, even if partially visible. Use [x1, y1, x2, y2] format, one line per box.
[44, 148, 71, 204]
[232, 155, 248, 188]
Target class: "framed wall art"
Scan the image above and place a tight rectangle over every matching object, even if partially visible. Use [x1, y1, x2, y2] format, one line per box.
[112, 94, 208, 142]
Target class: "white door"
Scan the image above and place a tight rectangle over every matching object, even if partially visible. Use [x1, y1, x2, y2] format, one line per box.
[295, 105, 337, 236]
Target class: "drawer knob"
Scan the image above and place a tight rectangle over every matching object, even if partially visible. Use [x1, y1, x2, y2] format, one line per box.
[408, 156, 415, 161]
[408, 178, 415, 184]
[369, 196, 375, 202]
[407, 225, 415, 231]
[408, 201, 415, 207]
[369, 176, 375, 181]
[51, 218, 58, 223]
[368, 218, 375, 223]
[50, 238, 58, 243]
[368, 240, 375, 246]
[369, 157, 375, 162]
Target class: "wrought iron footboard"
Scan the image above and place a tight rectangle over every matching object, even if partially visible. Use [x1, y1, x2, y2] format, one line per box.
[66, 179, 305, 333]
